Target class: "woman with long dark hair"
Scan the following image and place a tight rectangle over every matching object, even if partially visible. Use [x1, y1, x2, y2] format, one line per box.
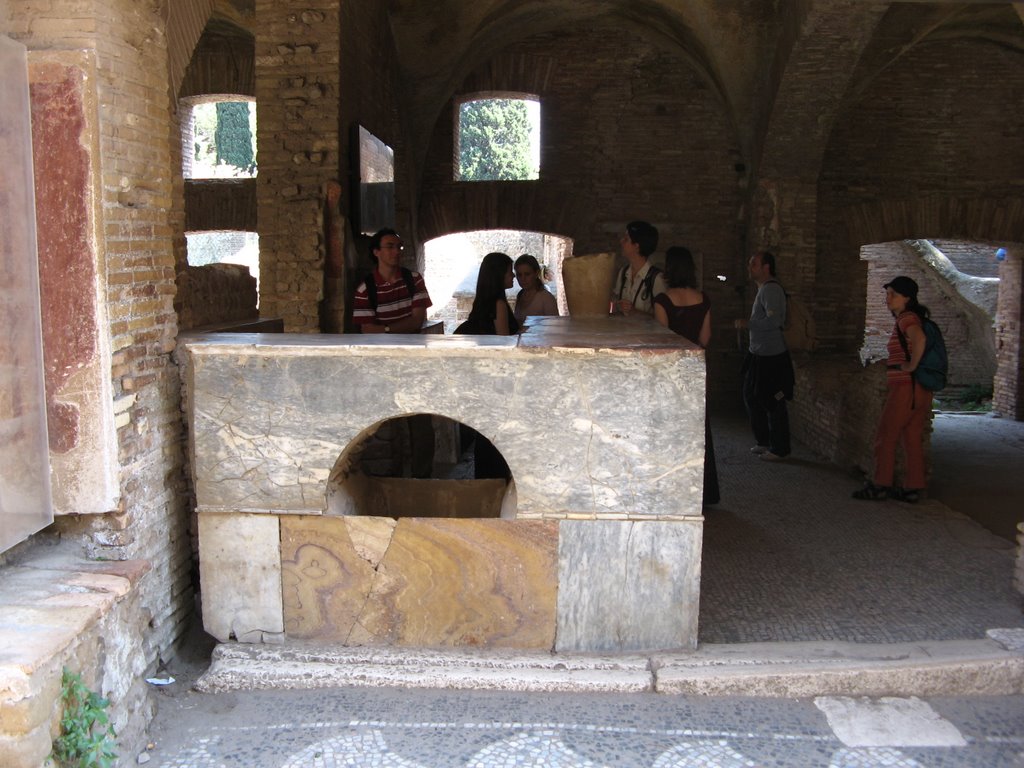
[653, 246, 719, 505]
[455, 251, 519, 335]
[853, 275, 930, 503]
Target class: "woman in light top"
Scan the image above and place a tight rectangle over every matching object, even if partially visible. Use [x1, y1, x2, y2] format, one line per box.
[513, 254, 558, 326]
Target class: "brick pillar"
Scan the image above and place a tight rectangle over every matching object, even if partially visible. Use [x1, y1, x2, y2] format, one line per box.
[254, 2, 340, 332]
[993, 246, 1023, 419]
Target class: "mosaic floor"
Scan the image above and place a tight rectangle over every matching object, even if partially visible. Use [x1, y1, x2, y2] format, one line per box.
[144, 411, 1024, 766]
[147, 687, 1024, 767]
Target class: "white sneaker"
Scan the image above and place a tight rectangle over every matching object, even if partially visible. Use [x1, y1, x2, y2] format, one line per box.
[750, 445, 769, 455]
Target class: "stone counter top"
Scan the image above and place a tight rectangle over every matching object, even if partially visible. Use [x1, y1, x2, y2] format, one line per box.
[181, 314, 702, 356]
[182, 314, 706, 521]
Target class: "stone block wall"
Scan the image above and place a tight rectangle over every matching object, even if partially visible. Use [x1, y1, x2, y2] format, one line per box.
[178, 263, 257, 331]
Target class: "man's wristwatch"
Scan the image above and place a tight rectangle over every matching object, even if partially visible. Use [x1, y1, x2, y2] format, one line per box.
[384, 325, 391, 333]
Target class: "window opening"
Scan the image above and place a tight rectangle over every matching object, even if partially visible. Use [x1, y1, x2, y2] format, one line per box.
[181, 97, 257, 179]
[456, 95, 540, 181]
[424, 230, 571, 333]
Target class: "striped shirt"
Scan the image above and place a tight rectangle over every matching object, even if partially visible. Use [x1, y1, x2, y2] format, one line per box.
[352, 269, 432, 326]
[886, 311, 920, 385]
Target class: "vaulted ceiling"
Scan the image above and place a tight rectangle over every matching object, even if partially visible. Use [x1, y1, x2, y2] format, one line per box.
[166, 1, 1024, 173]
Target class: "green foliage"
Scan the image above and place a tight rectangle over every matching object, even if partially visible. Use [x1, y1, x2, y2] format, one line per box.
[51, 668, 117, 768]
[936, 384, 993, 412]
[215, 101, 256, 173]
[458, 98, 537, 181]
[191, 101, 257, 178]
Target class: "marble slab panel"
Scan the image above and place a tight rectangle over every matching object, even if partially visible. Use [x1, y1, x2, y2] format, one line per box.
[280, 517, 558, 649]
[556, 519, 702, 653]
[199, 514, 284, 643]
[29, 50, 118, 516]
[185, 317, 705, 520]
[0, 37, 53, 552]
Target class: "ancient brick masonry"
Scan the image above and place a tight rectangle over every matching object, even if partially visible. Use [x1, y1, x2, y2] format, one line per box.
[255, 1, 340, 332]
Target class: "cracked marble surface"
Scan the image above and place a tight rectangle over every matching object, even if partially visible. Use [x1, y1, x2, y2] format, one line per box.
[183, 316, 705, 520]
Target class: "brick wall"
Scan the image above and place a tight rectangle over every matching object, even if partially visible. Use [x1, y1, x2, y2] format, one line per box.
[818, 36, 1024, 352]
[5, 0, 193, 754]
[994, 249, 1023, 419]
[416, 20, 747, 386]
[932, 239, 1001, 279]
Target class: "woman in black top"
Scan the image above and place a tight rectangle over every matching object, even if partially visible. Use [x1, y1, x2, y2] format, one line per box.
[456, 251, 519, 335]
[654, 246, 720, 506]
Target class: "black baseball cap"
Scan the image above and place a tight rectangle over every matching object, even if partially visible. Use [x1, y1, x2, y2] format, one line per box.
[883, 275, 918, 299]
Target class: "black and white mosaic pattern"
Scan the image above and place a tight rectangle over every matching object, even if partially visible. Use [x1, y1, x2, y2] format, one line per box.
[146, 687, 1024, 767]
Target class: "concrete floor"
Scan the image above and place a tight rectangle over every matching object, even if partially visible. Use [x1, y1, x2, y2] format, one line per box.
[698, 407, 1023, 644]
[929, 411, 1024, 543]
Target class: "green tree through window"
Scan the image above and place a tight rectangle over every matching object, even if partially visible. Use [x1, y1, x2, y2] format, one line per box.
[215, 102, 255, 173]
[189, 100, 257, 178]
[458, 98, 539, 181]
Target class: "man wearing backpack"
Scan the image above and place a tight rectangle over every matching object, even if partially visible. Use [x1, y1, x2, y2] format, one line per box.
[352, 228, 435, 477]
[352, 228, 432, 333]
[611, 220, 666, 316]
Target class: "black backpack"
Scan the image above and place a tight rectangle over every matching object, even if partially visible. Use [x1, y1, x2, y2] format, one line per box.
[896, 316, 948, 392]
[616, 264, 663, 304]
[364, 267, 416, 310]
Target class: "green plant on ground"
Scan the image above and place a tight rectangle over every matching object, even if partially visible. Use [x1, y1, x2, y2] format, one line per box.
[50, 667, 117, 768]
[935, 383, 993, 413]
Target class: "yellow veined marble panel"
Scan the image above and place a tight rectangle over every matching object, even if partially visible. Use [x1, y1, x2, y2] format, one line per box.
[281, 516, 558, 649]
[281, 516, 396, 641]
[360, 518, 558, 649]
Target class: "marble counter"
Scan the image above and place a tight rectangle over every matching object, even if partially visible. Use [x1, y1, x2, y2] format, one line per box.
[184, 315, 706, 651]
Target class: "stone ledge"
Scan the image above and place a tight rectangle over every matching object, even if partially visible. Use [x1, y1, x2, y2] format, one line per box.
[196, 643, 653, 694]
[653, 637, 1024, 697]
[0, 545, 151, 768]
[195, 633, 1024, 700]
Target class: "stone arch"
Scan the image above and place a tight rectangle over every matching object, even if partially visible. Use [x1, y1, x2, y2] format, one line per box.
[841, 194, 1024, 419]
[417, 186, 586, 255]
[326, 413, 517, 520]
[843, 195, 1024, 248]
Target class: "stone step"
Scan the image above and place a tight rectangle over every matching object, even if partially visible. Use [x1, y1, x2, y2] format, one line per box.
[196, 630, 1024, 698]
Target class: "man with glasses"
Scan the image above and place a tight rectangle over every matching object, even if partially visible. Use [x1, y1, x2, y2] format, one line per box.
[353, 228, 432, 333]
[352, 228, 435, 477]
[611, 220, 666, 316]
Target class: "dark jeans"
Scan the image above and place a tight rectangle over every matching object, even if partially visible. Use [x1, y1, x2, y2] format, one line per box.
[742, 352, 792, 457]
